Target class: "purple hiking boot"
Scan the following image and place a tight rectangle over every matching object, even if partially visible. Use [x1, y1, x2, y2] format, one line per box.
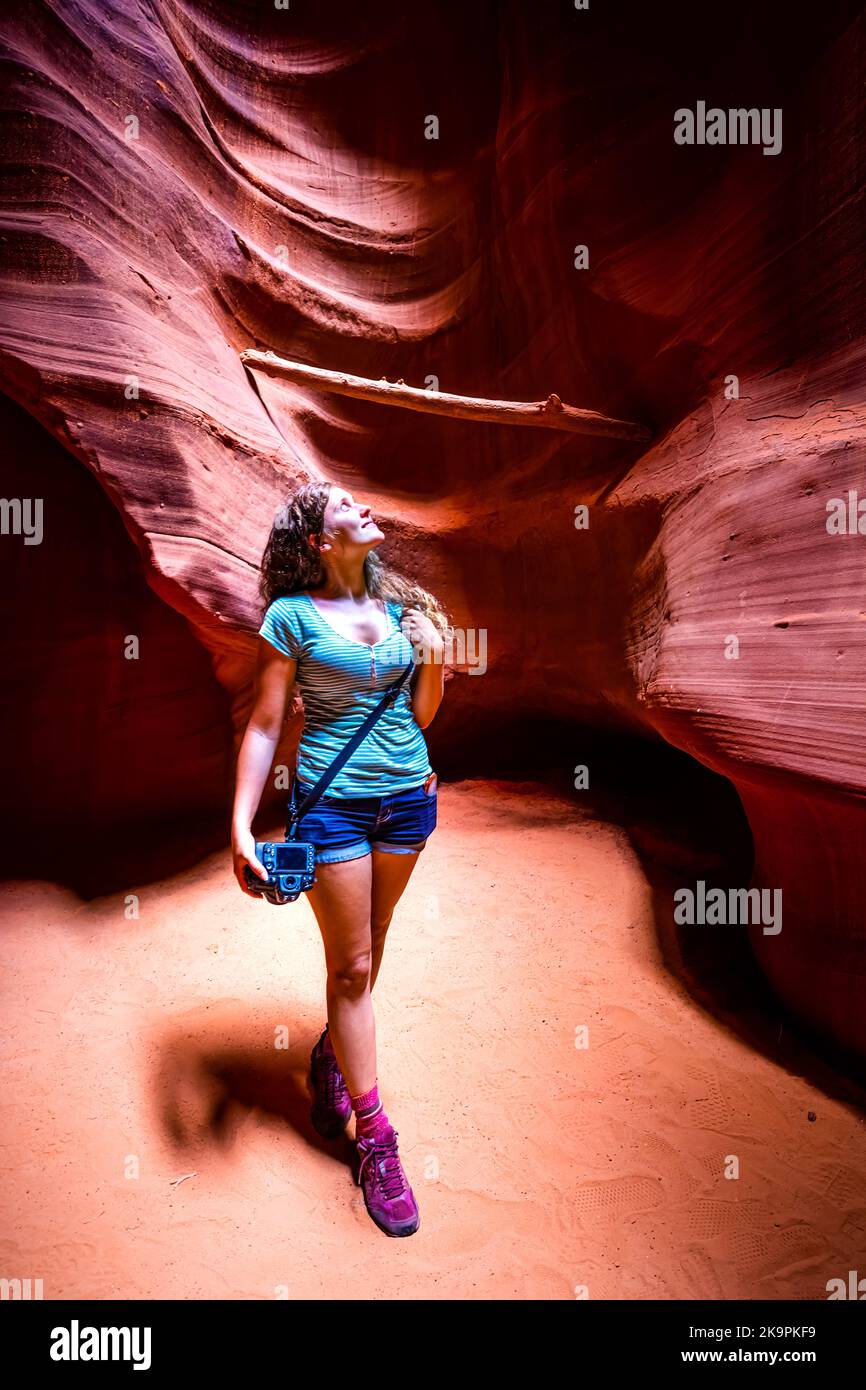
[308, 1026, 353, 1138]
[354, 1124, 420, 1237]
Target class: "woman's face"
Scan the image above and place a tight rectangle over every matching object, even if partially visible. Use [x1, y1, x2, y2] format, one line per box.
[319, 486, 384, 553]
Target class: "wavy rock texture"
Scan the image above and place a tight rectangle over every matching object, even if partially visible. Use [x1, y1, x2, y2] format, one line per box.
[1, 2, 864, 1054]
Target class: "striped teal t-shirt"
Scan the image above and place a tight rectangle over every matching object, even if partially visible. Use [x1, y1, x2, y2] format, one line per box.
[258, 591, 433, 797]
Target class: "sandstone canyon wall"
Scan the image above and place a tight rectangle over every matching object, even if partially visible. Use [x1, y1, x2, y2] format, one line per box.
[1, 1, 864, 1057]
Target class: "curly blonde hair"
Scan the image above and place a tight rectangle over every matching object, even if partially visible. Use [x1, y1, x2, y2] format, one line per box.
[258, 480, 452, 637]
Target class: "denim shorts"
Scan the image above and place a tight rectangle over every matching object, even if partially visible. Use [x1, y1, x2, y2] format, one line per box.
[286, 774, 438, 865]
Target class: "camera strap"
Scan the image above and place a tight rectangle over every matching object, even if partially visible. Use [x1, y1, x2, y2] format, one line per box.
[286, 655, 416, 836]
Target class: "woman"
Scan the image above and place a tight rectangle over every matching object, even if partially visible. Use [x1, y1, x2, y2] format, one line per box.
[231, 480, 449, 1238]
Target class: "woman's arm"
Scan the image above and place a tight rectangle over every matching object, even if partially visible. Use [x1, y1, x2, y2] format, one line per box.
[401, 608, 445, 729]
[231, 639, 298, 892]
[411, 655, 445, 729]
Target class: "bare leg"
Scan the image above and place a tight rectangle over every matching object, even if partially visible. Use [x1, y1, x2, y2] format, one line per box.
[304, 848, 425, 1095]
[304, 854, 376, 1096]
[369, 847, 423, 991]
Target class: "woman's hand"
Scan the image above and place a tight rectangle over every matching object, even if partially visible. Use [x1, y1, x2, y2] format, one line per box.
[232, 827, 269, 896]
[400, 606, 444, 663]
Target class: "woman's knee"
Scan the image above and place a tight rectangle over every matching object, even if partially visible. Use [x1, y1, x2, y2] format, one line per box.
[327, 952, 373, 998]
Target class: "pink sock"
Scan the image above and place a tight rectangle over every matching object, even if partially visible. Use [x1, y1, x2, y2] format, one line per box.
[350, 1082, 390, 1139]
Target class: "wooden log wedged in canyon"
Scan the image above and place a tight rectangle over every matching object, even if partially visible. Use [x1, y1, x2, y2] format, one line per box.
[240, 350, 652, 442]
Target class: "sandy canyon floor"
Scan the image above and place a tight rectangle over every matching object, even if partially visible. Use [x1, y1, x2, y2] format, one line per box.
[2, 779, 865, 1300]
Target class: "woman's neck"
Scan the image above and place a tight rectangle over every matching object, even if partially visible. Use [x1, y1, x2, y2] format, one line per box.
[310, 562, 368, 601]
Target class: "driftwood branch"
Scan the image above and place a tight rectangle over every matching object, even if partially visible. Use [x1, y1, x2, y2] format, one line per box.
[240, 350, 651, 442]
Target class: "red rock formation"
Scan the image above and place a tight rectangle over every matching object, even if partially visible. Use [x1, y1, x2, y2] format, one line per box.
[1, 1, 864, 1054]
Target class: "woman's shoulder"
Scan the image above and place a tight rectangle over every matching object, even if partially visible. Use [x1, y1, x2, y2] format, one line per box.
[264, 591, 310, 615]
[258, 592, 312, 657]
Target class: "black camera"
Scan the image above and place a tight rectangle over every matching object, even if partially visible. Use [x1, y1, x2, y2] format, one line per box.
[243, 840, 317, 905]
